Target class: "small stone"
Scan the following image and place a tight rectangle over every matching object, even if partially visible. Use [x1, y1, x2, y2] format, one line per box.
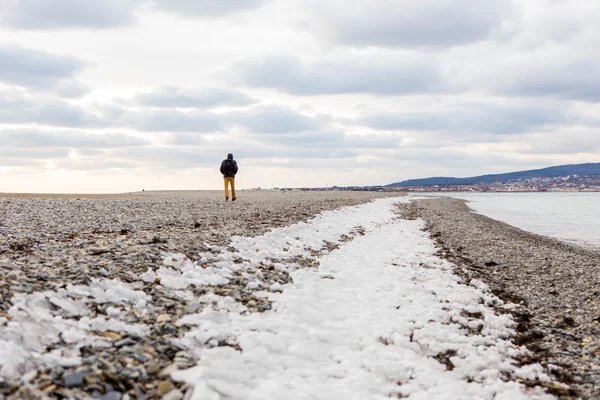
[21, 370, 38, 383]
[156, 314, 171, 323]
[38, 380, 53, 389]
[163, 389, 184, 400]
[120, 369, 141, 380]
[163, 324, 178, 333]
[530, 329, 545, 339]
[104, 331, 122, 340]
[157, 380, 175, 396]
[143, 344, 158, 356]
[115, 338, 135, 348]
[146, 363, 161, 375]
[158, 363, 178, 378]
[84, 375, 99, 385]
[64, 371, 84, 388]
[103, 391, 121, 400]
[186, 302, 201, 314]
[43, 384, 57, 392]
[88, 247, 111, 255]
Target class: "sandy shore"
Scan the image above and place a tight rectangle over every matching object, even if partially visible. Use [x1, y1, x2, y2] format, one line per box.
[0, 191, 400, 399]
[402, 197, 600, 399]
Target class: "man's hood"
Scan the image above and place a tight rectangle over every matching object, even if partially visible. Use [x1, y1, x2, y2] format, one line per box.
[227, 153, 234, 160]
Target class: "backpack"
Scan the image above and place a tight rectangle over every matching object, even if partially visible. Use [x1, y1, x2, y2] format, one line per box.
[223, 159, 236, 175]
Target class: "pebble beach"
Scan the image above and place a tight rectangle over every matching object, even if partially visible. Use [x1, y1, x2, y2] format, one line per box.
[403, 197, 600, 399]
[1, 191, 595, 399]
[0, 190, 398, 399]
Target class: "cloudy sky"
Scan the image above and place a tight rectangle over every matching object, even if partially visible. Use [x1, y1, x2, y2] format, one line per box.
[1, 0, 598, 193]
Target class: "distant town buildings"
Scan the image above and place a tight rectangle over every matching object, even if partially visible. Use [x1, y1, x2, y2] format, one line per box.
[282, 174, 600, 192]
[385, 174, 600, 193]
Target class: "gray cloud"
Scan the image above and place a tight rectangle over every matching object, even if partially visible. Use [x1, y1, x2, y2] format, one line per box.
[0, 90, 102, 127]
[118, 146, 224, 169]
[297, 0, 514, 48]
[0, 45, 88, 97]
[114, 107, 222, 133]
[0, 0, 137, 30]
[249, 130, 400, 150]
[501, 58, 600, 102]
[98, 102, 328, 138]
[0, 0, 272, 32]
[113, 134, 364, 171]
[514, 131, 600, 155]
[92, 103, 222, 132]
[148, 0, 271, 17]
[231, 54, 442, 95]
[250, 130, 345, 147]
[0, 129, 150, 148]
[210, 141, 358, 161]
[224, 105, 322, 133]
[248, 147, 358, 160]
[53, 159, 139, 171]
[165, 133, 207, 145]
[0, 147, 70, 161]
[358, 103, 569, 135]
[0, 93, 323, 135]
[133, 86, 257, 108]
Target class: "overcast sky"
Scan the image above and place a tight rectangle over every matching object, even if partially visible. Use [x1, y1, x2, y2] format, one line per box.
[0, 0, 598, 193]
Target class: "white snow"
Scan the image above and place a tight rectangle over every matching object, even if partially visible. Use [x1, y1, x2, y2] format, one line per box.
[0, 197, 555, 399]
[170, 198, 553, 400]
[0, 280, 150, 379]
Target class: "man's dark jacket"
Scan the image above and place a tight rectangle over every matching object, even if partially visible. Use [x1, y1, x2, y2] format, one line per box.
[220, 154, 238, 178]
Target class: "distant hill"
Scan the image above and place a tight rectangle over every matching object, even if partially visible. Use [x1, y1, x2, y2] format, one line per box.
[388, 163, 600, 187]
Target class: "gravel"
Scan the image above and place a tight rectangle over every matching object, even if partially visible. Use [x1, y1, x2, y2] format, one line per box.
[0, 190, 398, 400]
[402, 196, 600, 400]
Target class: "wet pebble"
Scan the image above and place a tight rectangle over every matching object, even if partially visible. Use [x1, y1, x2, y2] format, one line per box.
[63, 371, 84, 388]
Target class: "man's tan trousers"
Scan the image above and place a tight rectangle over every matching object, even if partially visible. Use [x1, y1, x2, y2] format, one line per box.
[224, 177, 236, 199]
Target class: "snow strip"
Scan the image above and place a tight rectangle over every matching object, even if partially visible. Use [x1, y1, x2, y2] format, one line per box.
[0, 279, 150, 379]
[147, 198, 402, 291]
[171, 198, 553, 400]
[0, 197, 554, 399]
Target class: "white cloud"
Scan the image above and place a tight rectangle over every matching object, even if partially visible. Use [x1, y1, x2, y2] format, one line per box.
[148, 0, 272, 17]
[223, 104, 323, 133]
[0, 0, 599, 191]
[0, 129, 150, 148]
[358, 101, 571, 135]
[294, 0, 515, 48]
[0, 89, 102, 127]
[0, 45, 88, 97]
[229, 53, 442, 95]
[132, 86, 257, 108]
[0, 0, 138, 30]
[0, 0, 274, 31]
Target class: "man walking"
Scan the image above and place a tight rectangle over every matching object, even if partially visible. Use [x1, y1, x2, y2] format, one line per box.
[220, 153, 238, 201]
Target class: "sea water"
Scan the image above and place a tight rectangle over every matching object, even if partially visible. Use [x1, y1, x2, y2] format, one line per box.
[416, 192, 600, 250]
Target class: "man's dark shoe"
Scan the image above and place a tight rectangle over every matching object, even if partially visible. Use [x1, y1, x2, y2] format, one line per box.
[232, 197, 237, 201]
[225, 197, 229, 201]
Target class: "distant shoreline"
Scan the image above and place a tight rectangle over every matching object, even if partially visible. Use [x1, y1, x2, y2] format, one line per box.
[0, 190, 225, 199]
[406, 189, 600, 193]
[1, 189, 598, 199]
